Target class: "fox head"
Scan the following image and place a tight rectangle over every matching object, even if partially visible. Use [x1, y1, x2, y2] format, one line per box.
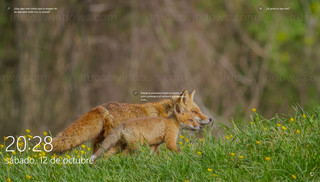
[173, 103, 201, 131]
[174, 90, 213, 125]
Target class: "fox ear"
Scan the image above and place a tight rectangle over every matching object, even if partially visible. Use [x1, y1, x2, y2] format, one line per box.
[174, 103, 185, 115]
[172, 90, 188, 103]
[189, 90, 196, 100]
[177, 90, 189, 105]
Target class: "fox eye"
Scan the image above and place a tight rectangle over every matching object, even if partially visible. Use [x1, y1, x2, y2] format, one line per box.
[192, 110, 198, 114]
[189, 119, 193, 122]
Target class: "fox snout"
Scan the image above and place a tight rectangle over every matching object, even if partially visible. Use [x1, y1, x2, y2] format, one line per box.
[194, 125, 202, 130]
[180, 122, 201, 131]
[190, 123, 201, 130]
[195, 117, 214, 125]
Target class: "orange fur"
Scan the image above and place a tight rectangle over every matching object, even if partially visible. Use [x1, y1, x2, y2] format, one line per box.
[52, 90, 212, 153]
[90, 103, 201, 161]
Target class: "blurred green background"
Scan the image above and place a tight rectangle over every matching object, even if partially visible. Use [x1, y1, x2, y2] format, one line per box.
[0, 0, 319, 137]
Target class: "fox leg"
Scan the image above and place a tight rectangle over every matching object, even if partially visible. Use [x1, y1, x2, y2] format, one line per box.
[165, 135, 179, 152]
[121, 147, 131, 156]
[126, 142, 138, 153]
[151, 145, 160, 154]
[92, 131, 105, 153]
[92, 117, 114, 153]
[102, 147, 121, 160]
[165, 143, 178, 152]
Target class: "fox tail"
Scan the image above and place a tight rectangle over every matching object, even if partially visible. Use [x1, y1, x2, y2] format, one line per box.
[52, 106, 108, 153]
[90, 125, 123, 161]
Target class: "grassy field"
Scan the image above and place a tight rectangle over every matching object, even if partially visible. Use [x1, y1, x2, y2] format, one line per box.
[1, 106, 320, 181]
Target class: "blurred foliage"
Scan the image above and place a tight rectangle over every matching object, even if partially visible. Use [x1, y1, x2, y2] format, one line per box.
[0, 0, 319, 137]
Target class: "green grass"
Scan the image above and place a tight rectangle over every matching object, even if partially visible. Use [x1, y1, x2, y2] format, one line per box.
[1, 106, 320, 181]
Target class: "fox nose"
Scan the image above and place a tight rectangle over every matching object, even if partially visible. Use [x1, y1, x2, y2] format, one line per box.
[209, 118, 213, 122]
[199, 125, 202, 129]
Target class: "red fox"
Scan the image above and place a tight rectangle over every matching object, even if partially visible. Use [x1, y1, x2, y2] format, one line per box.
[90, 103, 201, 161]
[52, 90, 213, 153]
